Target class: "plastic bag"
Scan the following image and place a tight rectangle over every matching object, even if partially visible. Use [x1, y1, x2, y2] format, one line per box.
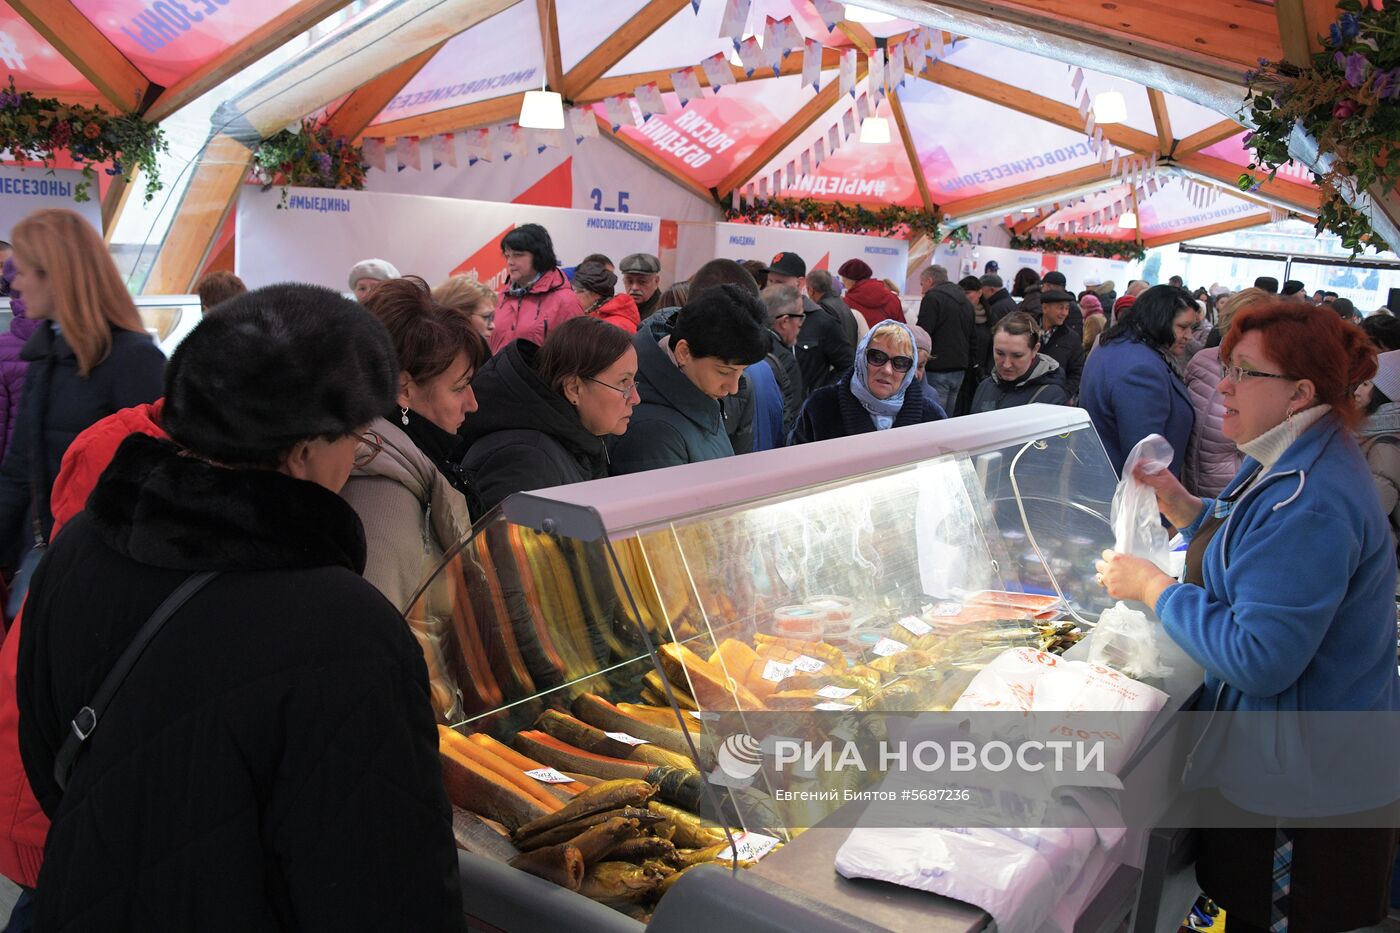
[1085, 601, 1173, 680]
[1110, 433, 1173, 573]
[1085, 435, 1176, 679]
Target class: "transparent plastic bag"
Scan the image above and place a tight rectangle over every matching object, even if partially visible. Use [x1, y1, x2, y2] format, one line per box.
[1110, 434, 1173, 573]
[1085, 602, 1173, 680]
[1085, 435, 1176, 679]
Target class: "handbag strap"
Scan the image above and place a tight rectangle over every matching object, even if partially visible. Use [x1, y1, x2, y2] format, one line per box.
[53, 570, 221, 791]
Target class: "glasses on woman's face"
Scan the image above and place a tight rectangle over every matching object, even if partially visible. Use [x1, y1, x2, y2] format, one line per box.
[865, 347, 914, 373]
[1219, 362, 1293, 384]
[586, 376, 640, 400]
[352, 431, 384, 469]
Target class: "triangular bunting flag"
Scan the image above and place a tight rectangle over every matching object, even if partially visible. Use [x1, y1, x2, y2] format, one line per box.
[856, 93, 869, 123]
[401, 135, 421, 171]
[839, 49, 856, 98]
[889, 45, 904, 88]
[800, 150, 811, 175]
[814, 137, 826, 165]
[701, 53, 736, 91]
[869, 49, 885, 98]
[719, 0, 751, 40]
[802, 38, 822, 90]
[569, 107, 598, 141]
[759, 176, 770, 201]
[431, 133, 450, 169]
[785, 160, 796, 186]
[634, 82, 667, 116]
[736, 35, 766, 78]
[810, 0, 843, 31]
[363, 138, 386, 172]
[842, 109, 855, 139]
[827, 125, 840, 153]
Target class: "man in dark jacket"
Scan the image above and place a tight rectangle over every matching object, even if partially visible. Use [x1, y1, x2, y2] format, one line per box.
[620, 252, 664, 320]
[807, 269, 859, 349]
[608, 285, 768, 474]
[767, 253, 854, 399]
[761, 284, 805, 437]
[1037, 288, 1086, 399]
[976, 273, 1018, 377]
[1041, 270, 1083, 331]
[914, 264, 975, 414]
[16, 285, 464, 931]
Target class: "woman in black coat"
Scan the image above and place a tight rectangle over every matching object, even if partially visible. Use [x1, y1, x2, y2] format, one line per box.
[0, 210, 165, 574]
[970, 312, 1069, 412]
[16, 285, 464, 931]
[463, 315, 639, 515]
[790, 320, 945, 444]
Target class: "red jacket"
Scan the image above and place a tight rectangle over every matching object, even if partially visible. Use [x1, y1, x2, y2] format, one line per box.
[490, 267, 582, 354]
[0, 400, 165, 886]
[844, 278, 905, 331]
[587, 293, 640, 334]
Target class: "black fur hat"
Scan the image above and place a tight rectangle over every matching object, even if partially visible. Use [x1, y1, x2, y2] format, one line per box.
[164, 283, 398, 467]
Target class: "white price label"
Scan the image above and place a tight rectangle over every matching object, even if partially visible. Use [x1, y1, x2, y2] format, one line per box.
[761, 659, 795, 683]
[792, 654, 826, 673]
[897, 616, 933, 636]
[932, 601, 965, 616]
[872, 637, 909, 657]
[718, 831, 782, 863]
[604, 731, 650, 746]
[816, 685, 858, 699]
[525, 767, 575, 784]
[814, 701, 857, 711]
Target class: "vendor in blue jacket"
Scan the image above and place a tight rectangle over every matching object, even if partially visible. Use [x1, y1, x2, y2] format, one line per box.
[1079, 285, 1198, 477]
[1096, 300, 1400, 933]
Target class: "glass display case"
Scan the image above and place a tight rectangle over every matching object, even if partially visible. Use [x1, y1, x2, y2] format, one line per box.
[409, 404, 1123, 923]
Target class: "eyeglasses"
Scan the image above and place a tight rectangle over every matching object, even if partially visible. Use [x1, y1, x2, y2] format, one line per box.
[352, 431, 384, 469]
[587, 376, 640, 400]
[1219, 362, 1294, 384]
[776, 312, 806, 322]
[865, 348, 914, 373]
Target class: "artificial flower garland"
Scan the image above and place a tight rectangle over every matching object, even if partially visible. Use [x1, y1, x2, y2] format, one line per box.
[1008, 233, 1147, 262]
[0, 78, 167, 202]
[1241, 0, 1398, 254]
[251, 120, 368, 207]
[726, 198, 941, 240]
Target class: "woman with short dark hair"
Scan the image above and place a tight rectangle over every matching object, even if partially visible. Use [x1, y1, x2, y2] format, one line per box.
[341, 276, 488, 721]
[969, 311, 1068, 412]
[16, 284, 462, 930]
[1079, 284, 1199, 477]
[493, 223, 581, 353]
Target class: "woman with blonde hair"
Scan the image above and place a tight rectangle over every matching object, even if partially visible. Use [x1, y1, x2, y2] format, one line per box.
[0, 209, 164, 592]
[433, 273, 497, 344]
[1182, 287, 1269, 497]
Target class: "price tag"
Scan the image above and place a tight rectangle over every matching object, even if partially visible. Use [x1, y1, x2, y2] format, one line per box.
[792, 654, 826, 673]
[897, 616, 933, 636]
[718, 831, 782, 863]
[814, 701, 857, 711]
[604, 731, 650, 746]
[816, 685, 857, 699]
[872, 637, 909, 657]
[761, 659, 794, 683]
[525, 767, 575, 784]
[932, 601, 964, 616]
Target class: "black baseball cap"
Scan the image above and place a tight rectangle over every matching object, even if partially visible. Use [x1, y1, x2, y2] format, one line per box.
[766, 252, 807, 278]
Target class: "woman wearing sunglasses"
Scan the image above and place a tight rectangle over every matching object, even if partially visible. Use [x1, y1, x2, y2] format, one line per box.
[1096, 301, 1400, 933]
[341, 276, 487, 722]
[463, 315, 639, 515]
[789, 319, 945, 445]
[969, 311, 1069, 413]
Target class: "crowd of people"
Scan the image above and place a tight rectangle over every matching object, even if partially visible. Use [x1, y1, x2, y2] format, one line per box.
[0, 209, 1398, 931]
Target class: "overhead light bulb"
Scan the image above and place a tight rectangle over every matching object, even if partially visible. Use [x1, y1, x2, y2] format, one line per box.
[1093, 91, 1127, 125]
[519, 89, 564, 129]
[858, 116, 890, 144]
[1020, 207, 1037, 214]
[1118, 210, 1138, 229]
[846, 5, 897, 23]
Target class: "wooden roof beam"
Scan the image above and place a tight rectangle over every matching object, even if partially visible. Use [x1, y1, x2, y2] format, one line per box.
[596, 115, 717, 203]
[1173, 152, 1322, 214]
[716, 58, 869, 198]
[578, 48, 845, 103]
[144, 133, 255, 295]
[1177, 119, 1244, 155]
[1142, 212, 1273, 249]
[888, 87, 934, 213]
[145, 0, 354, 122]
[327, 42, 444, 141]
[8, 0, 151, 113]
[361, 92, 527, 139]
[538, 0, 564, 94]
[562, 0, 691, 101]
[940, 162, 1120, 223]
[1146, 87, 1173, 155]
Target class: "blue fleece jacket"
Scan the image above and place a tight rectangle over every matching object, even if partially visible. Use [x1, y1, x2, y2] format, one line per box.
[1156, 414, 1400, 815]
[1079, 337, 1194, 478]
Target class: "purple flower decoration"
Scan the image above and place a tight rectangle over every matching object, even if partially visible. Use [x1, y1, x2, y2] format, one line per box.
[1337, 51, 1369, 87]
[312, 151, 332, 173]
[1375, 67, 1400, 100]
[0, 89, 20, 109]
[1329, 22, 1343, 47]
[1340, 12, 1360, 39]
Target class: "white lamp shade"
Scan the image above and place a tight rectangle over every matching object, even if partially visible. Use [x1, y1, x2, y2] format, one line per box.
[1118, 211, 1138, 229]
[859, 116, 891, 144]
[519, 90, 565, 129]
[1093, 91, 1127, 125]
[846, 5, 896, 23]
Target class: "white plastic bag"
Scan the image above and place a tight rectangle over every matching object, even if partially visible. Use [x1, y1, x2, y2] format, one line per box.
[1110, 433, 1174, 573]
[1086, 434, 1176, 679]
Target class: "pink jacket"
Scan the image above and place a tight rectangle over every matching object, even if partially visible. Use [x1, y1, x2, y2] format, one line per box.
[1182, 346, 1241, 498]
[490, 267, 582, 353]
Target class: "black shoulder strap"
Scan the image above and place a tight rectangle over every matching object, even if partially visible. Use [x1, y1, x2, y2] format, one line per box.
[53, 570, 221, 790]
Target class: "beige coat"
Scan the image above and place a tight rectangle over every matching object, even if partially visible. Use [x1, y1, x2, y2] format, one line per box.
[341, 416, 472, 721]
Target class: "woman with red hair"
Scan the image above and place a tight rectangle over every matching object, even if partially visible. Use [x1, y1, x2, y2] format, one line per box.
[1097, 300, 1400, 933]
